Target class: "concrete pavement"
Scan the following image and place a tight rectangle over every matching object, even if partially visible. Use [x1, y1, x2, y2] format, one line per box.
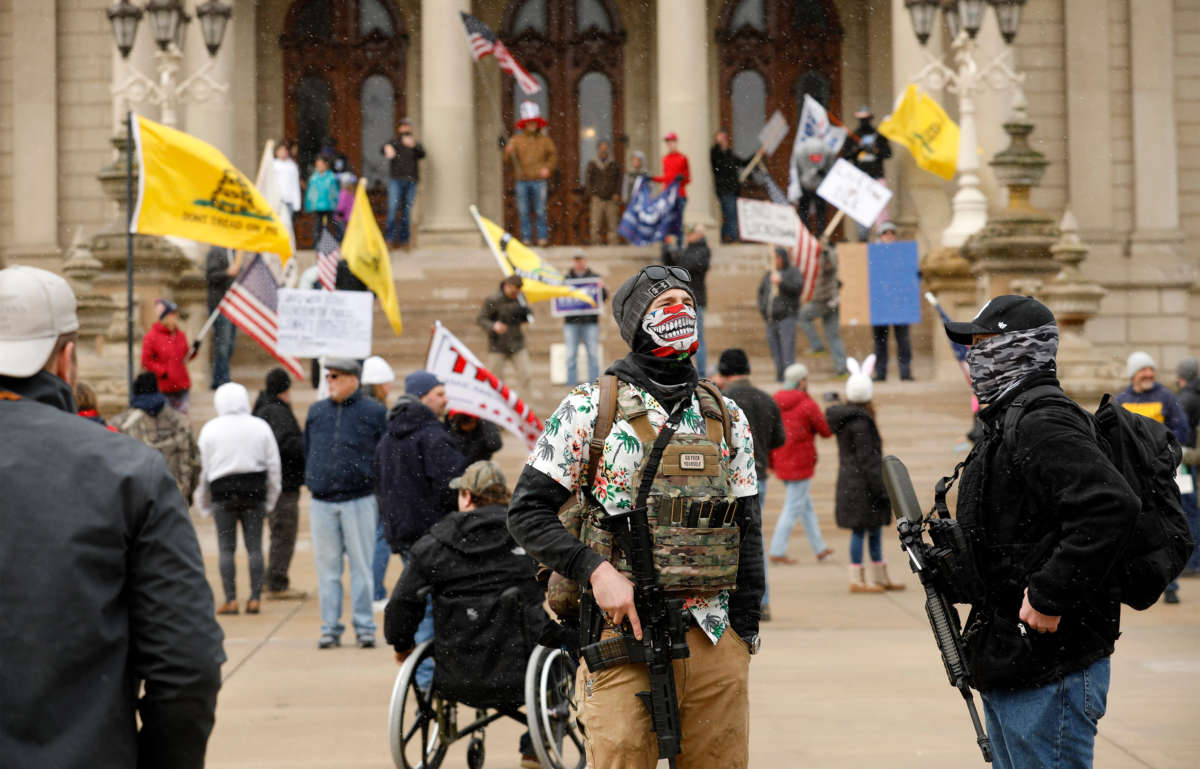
[194, 372, 1200, 769]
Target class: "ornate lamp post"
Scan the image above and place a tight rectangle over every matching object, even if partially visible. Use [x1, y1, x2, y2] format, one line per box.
[106, 0, 232, 128]
[903, 0, 1027, 247]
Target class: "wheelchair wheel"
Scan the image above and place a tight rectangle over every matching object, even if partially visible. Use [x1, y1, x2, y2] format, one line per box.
[466, 736, 485, 769]
[388, 640, 448, 769]
[525, 646, 586, 769]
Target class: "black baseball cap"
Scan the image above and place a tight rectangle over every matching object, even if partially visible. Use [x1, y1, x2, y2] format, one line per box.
[944, 295, 1055, 345]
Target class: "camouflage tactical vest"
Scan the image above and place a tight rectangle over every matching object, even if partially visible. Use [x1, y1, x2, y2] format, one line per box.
[547, 376, 739, 617]
[115, 407, 201, 501]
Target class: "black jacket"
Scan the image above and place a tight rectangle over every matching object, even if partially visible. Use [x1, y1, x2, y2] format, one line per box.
[826, 403, 891, 530]
[723, 379, 785, 478]
[477, 285, 532, 354]
[205, 246, 235, 312]
[1178, 378, 1200, 449]
[843, 118, 892, 179]
[0, 372, 224, 768]
[955, 375, 1140, 691]
[384, 137, 426, 181]
[661, 238, 711, 307]
[447, 417, 504, 464]
[253, 392, 306, 491]
[563, 266, 608, 326]
[757, 251, 804, 321]
[710, 144, 748, 197]
[385, 504, 547, 706]
[374, 395, 468, 550]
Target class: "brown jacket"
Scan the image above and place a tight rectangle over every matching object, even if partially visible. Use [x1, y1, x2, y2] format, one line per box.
[586, 157, 621, 199]
[507, 130, 558, 181]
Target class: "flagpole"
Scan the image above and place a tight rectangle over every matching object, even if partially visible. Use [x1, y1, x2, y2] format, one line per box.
[125, 111, 135, 394]
[467, 204, 535, 325]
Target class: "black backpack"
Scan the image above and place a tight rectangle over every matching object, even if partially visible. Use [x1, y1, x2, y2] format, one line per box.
[1003, 386, 1193, 610]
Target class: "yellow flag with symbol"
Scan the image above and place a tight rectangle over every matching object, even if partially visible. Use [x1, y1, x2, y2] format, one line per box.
[342, 179, 403, 336]
[470, 206, 596, 306]
[129, 114, 293, 260]
[878, 84, 960, 181]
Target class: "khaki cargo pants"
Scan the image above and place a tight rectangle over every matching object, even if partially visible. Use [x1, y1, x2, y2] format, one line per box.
[576, 624, 750, 769]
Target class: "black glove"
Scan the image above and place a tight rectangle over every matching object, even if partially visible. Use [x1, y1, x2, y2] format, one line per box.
[498, 135, 508, 149]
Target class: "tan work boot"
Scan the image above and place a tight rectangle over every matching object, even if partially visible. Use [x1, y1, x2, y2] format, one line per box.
[849, 564, 884, 593]
[871, 561, 907, 591]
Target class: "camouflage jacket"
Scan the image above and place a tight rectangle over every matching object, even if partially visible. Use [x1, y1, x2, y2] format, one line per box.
[114, 406, 201, 503]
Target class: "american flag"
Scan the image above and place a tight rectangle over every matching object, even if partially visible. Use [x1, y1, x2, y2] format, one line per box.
[315, 230, 341, 291]
[459, 12, 541, 95]
[219, 254, 306, 380]
[796, 221, 822, 304]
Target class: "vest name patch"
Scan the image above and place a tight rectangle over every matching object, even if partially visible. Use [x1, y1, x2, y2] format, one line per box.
[679, 453, 705, 470]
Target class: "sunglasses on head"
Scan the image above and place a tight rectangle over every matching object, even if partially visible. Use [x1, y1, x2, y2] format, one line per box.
[641, 265, 691, 282]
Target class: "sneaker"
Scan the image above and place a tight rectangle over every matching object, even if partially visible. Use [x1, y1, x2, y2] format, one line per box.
[264, 587, 308, 601]
[1164, 589, 1181, 605]
[318, 634, 341, 649]
[373, 598, 388, 614]
[357, 636, 376, 649]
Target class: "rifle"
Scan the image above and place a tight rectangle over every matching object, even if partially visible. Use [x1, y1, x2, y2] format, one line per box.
[883, 455, 993, 763]
[579, 405, 689, 767]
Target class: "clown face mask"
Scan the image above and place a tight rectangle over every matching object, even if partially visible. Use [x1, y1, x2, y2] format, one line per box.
[641, 303, 699, 358]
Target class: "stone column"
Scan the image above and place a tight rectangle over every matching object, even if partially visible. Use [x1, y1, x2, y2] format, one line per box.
[419, 0, 477, 245]
[1063, 0, 1114, 240]
[656, 0, 715, 229]
[6, 2, 59, 270]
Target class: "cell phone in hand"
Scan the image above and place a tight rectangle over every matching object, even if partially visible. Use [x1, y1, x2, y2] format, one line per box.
[823, 392, 840, 402]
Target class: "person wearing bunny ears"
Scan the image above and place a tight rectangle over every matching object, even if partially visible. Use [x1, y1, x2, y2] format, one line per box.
[509, 264, 764, 769]
[825, 354, 905, 593]
[505, 100, 558, 246]
[942, 295, 1140, 769]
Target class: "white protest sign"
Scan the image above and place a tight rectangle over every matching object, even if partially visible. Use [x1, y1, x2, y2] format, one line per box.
[815, 158, 894, 228]
[797, 94, 847, 156]
[736, 198, 801, 248]
[277, 288, 373, 358]
[758, 110, 789, 156]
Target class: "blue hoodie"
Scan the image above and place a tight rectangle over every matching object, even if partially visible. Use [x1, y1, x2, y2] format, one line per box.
[304, 390, 387, 501]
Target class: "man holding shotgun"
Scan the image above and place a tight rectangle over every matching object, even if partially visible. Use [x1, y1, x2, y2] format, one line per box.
[509, 265, 764, 769]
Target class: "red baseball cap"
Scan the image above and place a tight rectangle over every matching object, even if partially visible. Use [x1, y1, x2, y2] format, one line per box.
[663, 132, 678, 142]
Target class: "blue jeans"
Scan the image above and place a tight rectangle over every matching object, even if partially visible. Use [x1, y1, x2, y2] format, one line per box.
[210, 313, 237, 390]
[310, 495, 378, 640]
[563, 321, 600, 385]
[982, 657, 1110, 769]
[386, 178, 418, 244]
[373, 521, 390, 601]
[766, 315, 797, 382]
[800, 301, 847, 374]
[398, 548, 436, 689]
[770, 479, 827, 558]
[515, 179, 549, 243]
[694, 305, 708, 377]
[718, 193, 739, 242]
[757, 478, 771, 606]
[849, 526, 882, 565]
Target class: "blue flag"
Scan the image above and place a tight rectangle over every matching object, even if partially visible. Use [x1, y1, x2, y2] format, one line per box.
[618, 178, 681, 246]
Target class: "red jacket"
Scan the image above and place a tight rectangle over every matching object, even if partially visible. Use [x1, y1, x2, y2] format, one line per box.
[141, 322, 191, 394]
[770, 389, 832, 481]
[654, 152, 691, 198]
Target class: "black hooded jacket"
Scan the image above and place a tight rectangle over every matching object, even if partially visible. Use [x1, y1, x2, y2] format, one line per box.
[954, 374, 1140, 691]
[253, 392, 305, 491]
[757, 250, 804, 321]
[1177, 377, 1200, 449]
[374, 395, 467, 550]
[826, 403, 891, 530]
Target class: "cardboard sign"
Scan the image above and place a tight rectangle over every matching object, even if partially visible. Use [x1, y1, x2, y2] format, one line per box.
[550, 278, 605, 317]
[758, 110, 789, 156]
[736, 198, 800, 248]
[816, 158, 894, 228]
[837, 241, 921, 327]
[277, 288, 373, 358]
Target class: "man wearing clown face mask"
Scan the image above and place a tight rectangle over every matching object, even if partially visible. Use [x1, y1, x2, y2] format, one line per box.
[509, 265, 764, 769]
[938, 295, 1140, 769]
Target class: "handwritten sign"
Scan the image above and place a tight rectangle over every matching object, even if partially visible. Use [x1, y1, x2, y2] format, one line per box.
[736, 198, 800, 248]
[277, 288, 373, 358]
[550, 278, 604, 318]
[758, 110, 789, 156]
[816, 158, 894, 229]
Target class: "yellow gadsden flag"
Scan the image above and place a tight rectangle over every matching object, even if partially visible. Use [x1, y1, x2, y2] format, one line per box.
[469, 206, 596, 306]
[878, 84, 960, 181]
[342, 179, 403, 336]
[130, 115, 293, 260]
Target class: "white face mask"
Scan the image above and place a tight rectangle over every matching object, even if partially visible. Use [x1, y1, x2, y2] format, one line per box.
[641, 303, 699, 358]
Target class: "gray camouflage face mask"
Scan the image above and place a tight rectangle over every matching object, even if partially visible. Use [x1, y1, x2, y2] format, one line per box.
[966, 322, 1059, 404]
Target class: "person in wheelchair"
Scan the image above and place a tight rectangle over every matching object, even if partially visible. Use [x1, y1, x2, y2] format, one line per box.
[385, 460, 548, 769]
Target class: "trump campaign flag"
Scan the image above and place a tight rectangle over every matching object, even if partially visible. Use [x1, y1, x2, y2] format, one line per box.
[129, 115, 293, 261]
[837, 240, 922, 327]
[426, 321, 544, 448]
[469, 206, 595, 306]
[617, 178, 682, 246]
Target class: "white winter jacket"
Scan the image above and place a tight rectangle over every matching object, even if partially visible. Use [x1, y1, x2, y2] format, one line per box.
[196, 383, 282, 516]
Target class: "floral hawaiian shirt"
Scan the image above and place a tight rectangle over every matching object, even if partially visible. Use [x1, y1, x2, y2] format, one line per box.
[528, 381, 758, 643]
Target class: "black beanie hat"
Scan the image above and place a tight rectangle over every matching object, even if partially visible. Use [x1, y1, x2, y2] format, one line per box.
[718, 348, 751, 376]
[133, 372, 159, 395]
[611, 268, 696, 348]
[265, 368, 291, 398]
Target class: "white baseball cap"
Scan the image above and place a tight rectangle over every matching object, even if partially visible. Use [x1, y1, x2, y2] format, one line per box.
[361, 355, 395, 385]
[0, 266, 79, 378]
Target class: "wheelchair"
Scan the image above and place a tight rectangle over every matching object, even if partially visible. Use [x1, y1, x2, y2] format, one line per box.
[387, 587, 585, 769]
